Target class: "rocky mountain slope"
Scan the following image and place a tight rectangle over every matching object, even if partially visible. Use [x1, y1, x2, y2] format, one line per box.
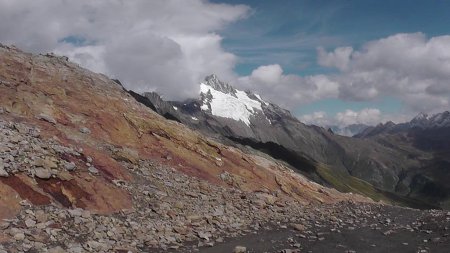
[0, 45, 379, 252]
[357, 111, 450, 138]
[131, 75, 450, 210]
[354, 112, 450, 208]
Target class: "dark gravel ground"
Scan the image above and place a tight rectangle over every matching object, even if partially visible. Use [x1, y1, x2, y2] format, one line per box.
[180, 204, 450, 253]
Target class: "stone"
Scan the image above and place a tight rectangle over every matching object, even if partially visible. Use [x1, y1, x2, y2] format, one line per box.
[280, 250, 297, 253]
[383, 230, 394, 236]
[67, 244, 84, 253]
[198, 231, 212, 241]
[58, 171, 74, 181]
[113, 148, 139, 164]
[29, 231, 49, 243]
[81, 210, 91, 218]
[174, 201, 185, 209]
[34, 168, 52, 179]
[234, 246, 247, 253]
[37, 113, 57, 124]
[84, 241, 107, 251]
[88, 166, 99, 174]
[34, 158, 58, 170]
[25, 218, 36, 228]
[255, 192, 277, 205]
[35, 210, 48, 223]
[0, 221, 10, 230]
[68, 208, 83, 217]
[48, 246, 66, 253]
[432, 237, 441, 242]
[64, 162, 76, 171]
[13, 232, 25, 241]
[187, 215, 202, 222]
[0, 163, 8, 177]
[79, 127, 91, 134]
[291, 223, 306, 231]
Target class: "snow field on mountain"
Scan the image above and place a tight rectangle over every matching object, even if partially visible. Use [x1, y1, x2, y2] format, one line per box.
[200, 83, 263, 126]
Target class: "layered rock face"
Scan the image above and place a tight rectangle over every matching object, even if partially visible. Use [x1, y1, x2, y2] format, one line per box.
[0, 45, 373, 252]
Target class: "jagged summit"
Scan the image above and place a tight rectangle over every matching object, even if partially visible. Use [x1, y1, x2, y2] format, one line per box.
[203, 74, 237, 96]
[410, 112, 429, 127]
[199, 74, 268, 126]
[412, 111, 450, 128]
[412, 112, 428, 120]
[356, 111, 450, 138]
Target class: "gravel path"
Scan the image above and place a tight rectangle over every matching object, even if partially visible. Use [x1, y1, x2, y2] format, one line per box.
[188, 205, 450, 253]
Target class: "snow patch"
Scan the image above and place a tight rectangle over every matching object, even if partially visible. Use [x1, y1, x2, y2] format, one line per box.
[191, 117, 198, 121]
[173, 106, 178, 111]
[200, 104, 209, 110]
[254, 94, 268, 105]
[200, 83, 263, 126]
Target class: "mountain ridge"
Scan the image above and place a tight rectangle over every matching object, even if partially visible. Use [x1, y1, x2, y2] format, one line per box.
[131, 74, 450, 210]
[356, 111, 450, 138]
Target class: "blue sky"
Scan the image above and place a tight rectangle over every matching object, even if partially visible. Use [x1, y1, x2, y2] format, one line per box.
[216, 0, 450, 75]
[212, 0, 450, 123]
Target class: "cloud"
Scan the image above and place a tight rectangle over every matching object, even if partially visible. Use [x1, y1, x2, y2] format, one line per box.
[250, 64, 283, 84]
[237, 64, 339, 108]
[300, 108, 382, 127]
[317, 46, 353, 71]
[300, 108, 413, 130]
[0, 0, 249, 100]
[299, 111, 332, 126]
[335, 108, 382, 126]
[236, 33, 450, 115]
[318, 33, 450, 113]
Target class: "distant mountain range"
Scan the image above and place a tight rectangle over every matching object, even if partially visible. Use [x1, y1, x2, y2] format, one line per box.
[356, 111, 450, 138]
[129, 74, 450, 209]
[328, 124, 370, 137]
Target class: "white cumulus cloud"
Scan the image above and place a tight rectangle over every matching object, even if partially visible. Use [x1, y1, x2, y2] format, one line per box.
[317, 46, 353, 71]
[318, 33, 450, 113]
[0, 0, 249, 100]
[237, 64, 339, 108]
[300, 108, 413, 129]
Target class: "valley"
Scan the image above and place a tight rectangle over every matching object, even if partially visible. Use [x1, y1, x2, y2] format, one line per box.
[131, 75, 450, 210]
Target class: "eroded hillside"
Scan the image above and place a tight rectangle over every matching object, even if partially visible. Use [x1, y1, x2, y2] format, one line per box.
[0, 45, 374, 252]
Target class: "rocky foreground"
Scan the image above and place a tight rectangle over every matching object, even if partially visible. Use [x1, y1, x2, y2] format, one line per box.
[197, 205, 450, 253]
[0, 117, 365, 252]
[0, 45, 449, 253]
[1, 118, 449, 253]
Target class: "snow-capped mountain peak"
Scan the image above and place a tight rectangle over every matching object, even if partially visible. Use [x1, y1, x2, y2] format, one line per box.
[409, 111, 450, 128]
[199, 75, 266, 126]
[203, 74, 237, 96]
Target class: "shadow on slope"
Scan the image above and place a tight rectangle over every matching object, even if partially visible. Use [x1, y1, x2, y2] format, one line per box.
[227, 136, 438, 209]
